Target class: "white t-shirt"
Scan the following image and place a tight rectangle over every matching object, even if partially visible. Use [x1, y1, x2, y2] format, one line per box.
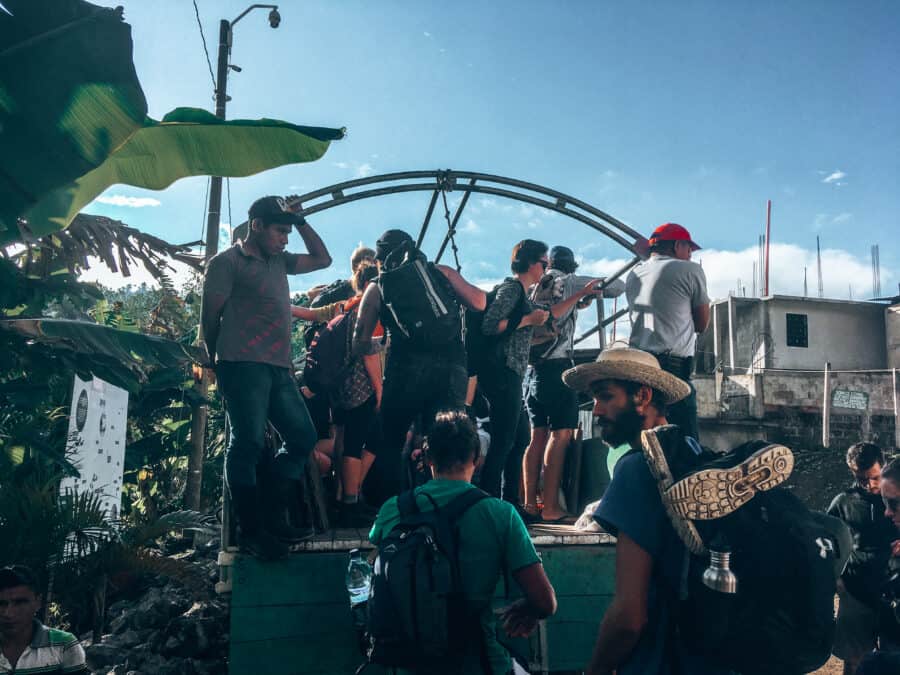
[626, 255, 709, 358]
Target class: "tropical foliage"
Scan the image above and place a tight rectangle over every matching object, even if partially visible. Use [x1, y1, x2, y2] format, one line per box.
[0, 213, 222, 633]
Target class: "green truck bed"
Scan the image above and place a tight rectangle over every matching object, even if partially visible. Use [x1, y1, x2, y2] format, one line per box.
[225, 525, 616, 674]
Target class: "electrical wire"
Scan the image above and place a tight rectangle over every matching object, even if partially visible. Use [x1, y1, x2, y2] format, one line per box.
[226, 178, 233, 245]
[192, 0, 217, 91]
[199, 176, 210, 255]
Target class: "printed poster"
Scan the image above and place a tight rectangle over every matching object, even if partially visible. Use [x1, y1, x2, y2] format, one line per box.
[60, 375, 128, 519]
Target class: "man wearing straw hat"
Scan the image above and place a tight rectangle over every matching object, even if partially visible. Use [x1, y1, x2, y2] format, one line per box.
[563, 346, 787, 675]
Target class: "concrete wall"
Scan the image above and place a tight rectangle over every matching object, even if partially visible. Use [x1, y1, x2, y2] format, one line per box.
[765, 297, 886, 370]
[887, 304, 900, 370]
[698, 369, 899, 452]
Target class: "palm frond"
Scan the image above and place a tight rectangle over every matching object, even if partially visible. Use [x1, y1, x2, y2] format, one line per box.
[7, 214, 202, 282]
[122, 510, 215, 548]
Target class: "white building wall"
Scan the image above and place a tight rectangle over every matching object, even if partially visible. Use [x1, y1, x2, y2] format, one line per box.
[887, 304, 900, 370]
[765, 297, 886, 370]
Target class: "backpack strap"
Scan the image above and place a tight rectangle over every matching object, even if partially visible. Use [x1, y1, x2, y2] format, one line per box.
[397, 489, 420, 517]
[439, 487, 491, 524]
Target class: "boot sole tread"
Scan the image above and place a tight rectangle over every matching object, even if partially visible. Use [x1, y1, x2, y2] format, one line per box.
[665, 444, 794, 520]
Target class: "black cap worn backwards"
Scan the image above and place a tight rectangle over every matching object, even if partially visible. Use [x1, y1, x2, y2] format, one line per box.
[247, 196, 305, 226]
[549, 245, 578, 272]
[375, 229, 415, 262]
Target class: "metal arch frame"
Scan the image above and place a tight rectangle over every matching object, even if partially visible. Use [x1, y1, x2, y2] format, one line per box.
[282, 169, 648, 346]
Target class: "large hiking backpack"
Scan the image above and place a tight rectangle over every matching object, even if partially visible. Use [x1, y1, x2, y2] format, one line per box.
[365, 488, 491, 672]
[639, 428, 851, 675]
[303, 308, 355, 401]
[465, 281, 528, 377]
[528, 269, 567, 361]
[310, 278, 355, 308]
[377, 249, 463, 350]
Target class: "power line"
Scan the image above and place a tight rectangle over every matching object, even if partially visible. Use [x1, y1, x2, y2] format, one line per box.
[192, 0, 217, 91]
[226, 177, 233, 245]
[199, 177, 210, 254]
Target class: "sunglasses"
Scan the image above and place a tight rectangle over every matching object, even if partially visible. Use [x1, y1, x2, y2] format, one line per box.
[538, 259, 549, 270]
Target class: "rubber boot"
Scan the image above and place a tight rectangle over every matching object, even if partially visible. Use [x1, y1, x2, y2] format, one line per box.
[261, 476, 315, 543]
[229, 483, 288, 560]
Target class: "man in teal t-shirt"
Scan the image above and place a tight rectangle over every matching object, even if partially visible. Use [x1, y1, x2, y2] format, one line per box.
[370, 411, 557, 675]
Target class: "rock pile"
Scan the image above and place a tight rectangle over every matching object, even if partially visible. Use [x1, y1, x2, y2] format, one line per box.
[84, 539, 229, 675]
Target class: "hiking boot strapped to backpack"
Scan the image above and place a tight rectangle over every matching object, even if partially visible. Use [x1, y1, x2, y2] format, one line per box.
[364, 487, 491, 673]
[639, 426, 851, 675]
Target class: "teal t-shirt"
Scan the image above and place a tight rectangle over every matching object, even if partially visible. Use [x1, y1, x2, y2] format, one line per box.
[369, 479, 541, 675]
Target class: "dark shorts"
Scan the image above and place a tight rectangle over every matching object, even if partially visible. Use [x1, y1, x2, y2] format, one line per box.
[333, 395, 381, 460]
[526, 358, 578, 430]
[304, 391, 332, 440]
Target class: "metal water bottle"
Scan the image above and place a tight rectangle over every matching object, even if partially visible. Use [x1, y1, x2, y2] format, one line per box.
[702, 538, 738, 594]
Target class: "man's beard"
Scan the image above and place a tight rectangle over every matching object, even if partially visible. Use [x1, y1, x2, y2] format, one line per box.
[599, 403, 644, 447]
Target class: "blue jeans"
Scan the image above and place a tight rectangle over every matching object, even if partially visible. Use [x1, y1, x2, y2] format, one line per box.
[666, 381, 699, 441]
[216, 361, 317, 489]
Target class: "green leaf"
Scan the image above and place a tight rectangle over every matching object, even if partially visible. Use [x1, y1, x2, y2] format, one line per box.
[16, 109, 344, 241]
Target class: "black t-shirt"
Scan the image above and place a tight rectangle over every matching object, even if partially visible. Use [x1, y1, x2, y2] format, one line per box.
[827, 486, 897, 606]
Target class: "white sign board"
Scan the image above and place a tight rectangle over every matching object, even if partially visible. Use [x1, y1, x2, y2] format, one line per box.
[832, 389, 869, 411]
[60, 375, 128, 519]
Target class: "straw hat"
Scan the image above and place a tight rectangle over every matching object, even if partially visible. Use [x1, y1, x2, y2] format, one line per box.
[562, 346, 691, 404]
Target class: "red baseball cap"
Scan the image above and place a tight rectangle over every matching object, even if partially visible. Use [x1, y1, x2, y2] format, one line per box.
[648, 223, 701, 251]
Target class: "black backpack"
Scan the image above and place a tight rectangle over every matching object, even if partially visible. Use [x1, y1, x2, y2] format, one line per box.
[364, 487, 491, 672]
[310, 278, 355, 308]
[641, 430, 850, 675]
[301, 279, 355, 349]
[377, 248, 463, 350]
[465, 281, 527, 377]
[303, 308, 354, 401]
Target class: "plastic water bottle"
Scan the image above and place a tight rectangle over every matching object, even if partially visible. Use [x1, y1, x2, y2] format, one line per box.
[345, 548, 372, 607]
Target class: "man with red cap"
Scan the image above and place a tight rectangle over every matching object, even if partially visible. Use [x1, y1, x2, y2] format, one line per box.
[625, 223, 709, 440]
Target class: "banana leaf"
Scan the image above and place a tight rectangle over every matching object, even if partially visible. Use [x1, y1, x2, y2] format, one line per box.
[0, 0, 148, 240]
[0, 318, 201, 393]
[18, 108, 345, 241]
[1, 0, 344, 244]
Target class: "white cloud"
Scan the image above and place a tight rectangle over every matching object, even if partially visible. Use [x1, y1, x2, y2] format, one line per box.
[693, 242, 888, 301]
[832, 212, 853, 224]
[423, 31, 432, 37]
[335, 160, 375, 178]
[77, 256, 196, 291]
[93, 195, 161, 208]
[814, 212, 853, 229]
[460, 218, 481, 234]
[821, 170, 846, 184]
[573, 242, 892, 346]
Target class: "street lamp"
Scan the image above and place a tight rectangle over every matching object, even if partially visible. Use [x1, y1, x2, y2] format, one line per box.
[204, 4, 281, 260]
[187, 4, 281, 512]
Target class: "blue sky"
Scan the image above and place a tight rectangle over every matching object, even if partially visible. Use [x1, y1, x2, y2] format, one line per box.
[78, 0, 899, 312]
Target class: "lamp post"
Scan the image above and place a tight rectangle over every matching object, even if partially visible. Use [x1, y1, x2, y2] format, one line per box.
[186, 4, 281, 512]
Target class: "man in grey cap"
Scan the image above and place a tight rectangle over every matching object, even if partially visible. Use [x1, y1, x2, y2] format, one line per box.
[522, 245, 623, 522]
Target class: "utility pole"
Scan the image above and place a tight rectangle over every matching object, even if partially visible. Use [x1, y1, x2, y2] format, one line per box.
[186, 4, 282, 512]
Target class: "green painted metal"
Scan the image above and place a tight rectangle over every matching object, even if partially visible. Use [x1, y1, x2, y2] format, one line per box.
[229, 543, 616, 675]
